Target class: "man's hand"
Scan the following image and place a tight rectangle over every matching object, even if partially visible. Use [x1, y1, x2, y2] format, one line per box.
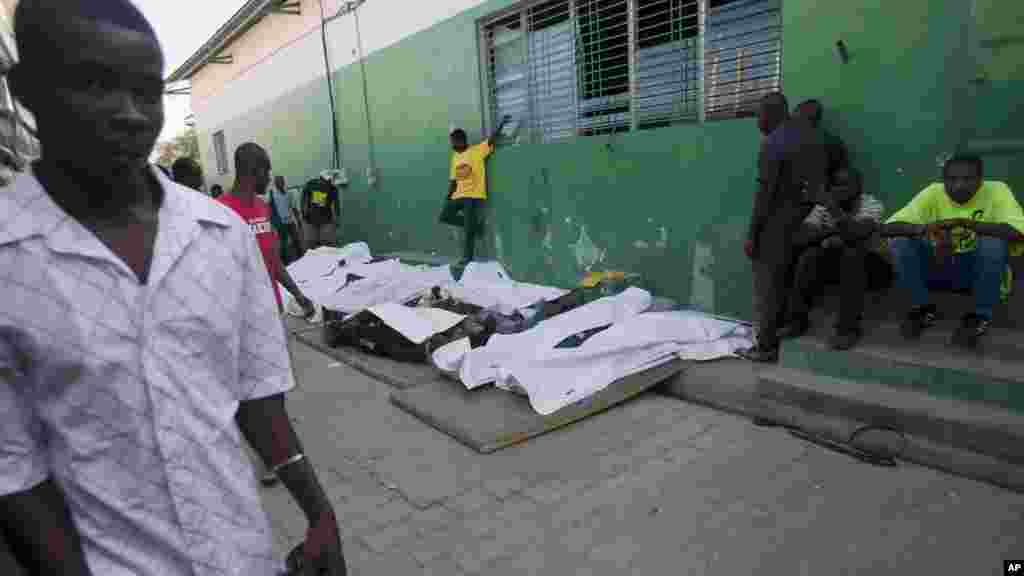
[936, 218, 974, 231]
[838, 219, 878, 242]
[924, 221, 949, 241]
[303, 508, 346, 576]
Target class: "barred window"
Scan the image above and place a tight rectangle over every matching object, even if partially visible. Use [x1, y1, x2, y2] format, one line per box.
[482, 0, 781, 143]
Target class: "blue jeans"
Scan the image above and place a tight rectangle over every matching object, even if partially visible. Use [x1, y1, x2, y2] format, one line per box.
[889, 236, 1008, 319]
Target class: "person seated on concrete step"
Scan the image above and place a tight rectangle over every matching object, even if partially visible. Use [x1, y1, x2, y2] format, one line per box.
[880, 154, 1024, 349]
[780, 167, 887, 350]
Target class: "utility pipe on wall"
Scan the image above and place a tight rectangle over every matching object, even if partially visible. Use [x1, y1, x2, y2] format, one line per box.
[319, 0, 341, 170]
[352, 6, 377, 188]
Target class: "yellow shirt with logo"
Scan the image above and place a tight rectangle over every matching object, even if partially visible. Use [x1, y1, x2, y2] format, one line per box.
[449, 142, 493, 200]
[885, 180, 1024, 298]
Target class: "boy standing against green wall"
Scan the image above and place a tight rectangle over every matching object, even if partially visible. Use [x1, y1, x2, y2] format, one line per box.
[440, 115, 511, 264]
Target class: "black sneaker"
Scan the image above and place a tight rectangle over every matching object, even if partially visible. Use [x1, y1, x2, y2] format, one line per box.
[777, 316, 810, 340]
[951, 313, 990, 349]
[900, 305, 937, 340]
[828, 324, 862, 351]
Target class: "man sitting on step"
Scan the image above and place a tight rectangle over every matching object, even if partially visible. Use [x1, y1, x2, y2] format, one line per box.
[881, 155, 1024, 349]
[780, 167, 887, 351]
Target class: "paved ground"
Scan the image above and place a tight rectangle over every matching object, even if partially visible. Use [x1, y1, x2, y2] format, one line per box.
[261, 337, 1024, 575]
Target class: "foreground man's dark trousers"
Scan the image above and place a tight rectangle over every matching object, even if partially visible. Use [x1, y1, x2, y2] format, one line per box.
[788, 243, 869, 329]
[440, 197, 484, 261]
[753, 207, 806, 351]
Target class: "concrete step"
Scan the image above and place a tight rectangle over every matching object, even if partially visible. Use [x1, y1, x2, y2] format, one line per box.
[780, 320, 1024, 414]
[658, 359, 1024, 491]
[758, 366, 1024, 467]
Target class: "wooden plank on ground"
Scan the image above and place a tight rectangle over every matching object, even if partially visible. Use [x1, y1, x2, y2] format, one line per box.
[389, 359, 687, 453]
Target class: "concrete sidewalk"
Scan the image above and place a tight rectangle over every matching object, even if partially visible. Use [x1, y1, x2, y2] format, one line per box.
[262, 337, 1024, 575]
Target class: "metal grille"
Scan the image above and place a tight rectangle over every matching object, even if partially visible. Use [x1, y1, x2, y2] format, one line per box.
[704, 0, 782, 120]
[482, 0, 781, 141]
[634, 0, 700, 129]
[528, 1, 575, 142]
[576, 0, 631, 135]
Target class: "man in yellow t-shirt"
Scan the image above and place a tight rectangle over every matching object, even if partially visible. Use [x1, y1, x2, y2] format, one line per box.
[439, 115, 510, 263]
[881, 155, 1024, 348]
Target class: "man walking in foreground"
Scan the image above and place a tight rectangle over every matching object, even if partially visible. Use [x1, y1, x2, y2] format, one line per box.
[0, 1, 345, 574]
[739, 92, 829, 363]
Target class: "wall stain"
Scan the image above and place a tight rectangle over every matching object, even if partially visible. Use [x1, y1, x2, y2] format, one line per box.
[570, 225, 606, 272]
[494, 231, 505, 263]
[656, 226, 669, 249]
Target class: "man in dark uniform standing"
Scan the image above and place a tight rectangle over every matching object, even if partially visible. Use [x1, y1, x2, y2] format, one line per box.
[739, 92, 829, 363]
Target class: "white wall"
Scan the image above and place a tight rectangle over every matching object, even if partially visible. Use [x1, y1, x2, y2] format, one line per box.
[195, 0, 490, 135]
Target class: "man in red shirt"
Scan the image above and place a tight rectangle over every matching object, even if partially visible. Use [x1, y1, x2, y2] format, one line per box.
[220, 143, 315, 488]
[220, 143, 314, 317]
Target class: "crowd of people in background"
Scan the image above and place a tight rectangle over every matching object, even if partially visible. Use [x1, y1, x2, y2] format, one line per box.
[165, 153, 341, 266]
[740, 92, 1024, 363]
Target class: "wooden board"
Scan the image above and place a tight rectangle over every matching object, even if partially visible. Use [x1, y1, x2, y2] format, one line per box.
[389, 359, 687, 454]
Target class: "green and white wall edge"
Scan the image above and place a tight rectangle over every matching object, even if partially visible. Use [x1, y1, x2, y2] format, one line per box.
[195, 0, 1023, 322]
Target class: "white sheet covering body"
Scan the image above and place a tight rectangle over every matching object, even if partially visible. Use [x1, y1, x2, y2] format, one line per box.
[320, 263, 454, 314]
[286, 242, 373, 282]
[450, 261, 568, 315]
[454, 287, 653, 389]
[496, 311, 754, 415]
[282, 242, 377, 319]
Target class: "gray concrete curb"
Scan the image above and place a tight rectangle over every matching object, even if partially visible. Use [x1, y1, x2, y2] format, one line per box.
[656, 359, 1024, 492]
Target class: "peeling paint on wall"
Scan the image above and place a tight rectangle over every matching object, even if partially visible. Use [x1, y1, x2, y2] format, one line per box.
[656, 226, 669, 249]
[494, 231, 505, 263]
[570, 225, 606, 272]
[689, 240, 715, 312]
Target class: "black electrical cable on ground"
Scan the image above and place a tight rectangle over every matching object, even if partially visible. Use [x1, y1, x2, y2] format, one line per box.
[319, 0, 341, 170]
[753, 418, 906, 467]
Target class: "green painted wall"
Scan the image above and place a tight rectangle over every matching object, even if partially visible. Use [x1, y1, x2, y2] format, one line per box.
[969, 0, 1024, 196]
[199, 0, 1021, 321]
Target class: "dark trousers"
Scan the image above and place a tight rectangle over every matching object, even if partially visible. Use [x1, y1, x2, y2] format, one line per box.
[277, 222, 303, 265]
[789, 244, 868, 329]
[752, 208, 805, 351]
[440, 197, 484, 262]
[890, 236, 1007, 319]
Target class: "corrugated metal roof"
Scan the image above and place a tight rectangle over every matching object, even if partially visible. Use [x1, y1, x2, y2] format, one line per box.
[166, 0, 274, 83]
